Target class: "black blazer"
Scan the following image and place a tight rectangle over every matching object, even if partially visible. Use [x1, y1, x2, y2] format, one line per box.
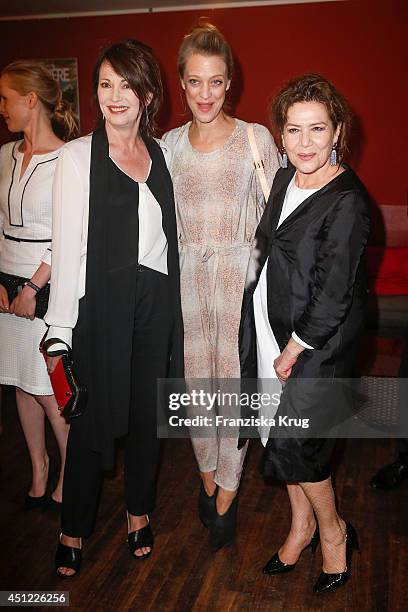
[239, 165, 371, 381]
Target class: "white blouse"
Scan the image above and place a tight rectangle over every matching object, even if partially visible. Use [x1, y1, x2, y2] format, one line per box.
[0, 140, 61, 277]
[44, 134, 170, 348]
[108, 158, 168, 275]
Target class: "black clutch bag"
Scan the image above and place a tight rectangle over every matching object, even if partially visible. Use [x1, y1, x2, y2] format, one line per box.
[0, 271, 50, 318]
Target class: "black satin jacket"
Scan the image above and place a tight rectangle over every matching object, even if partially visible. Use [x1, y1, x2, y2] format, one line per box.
[239, 165, 371, 380]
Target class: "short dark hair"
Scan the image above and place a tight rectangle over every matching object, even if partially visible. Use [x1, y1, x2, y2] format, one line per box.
[92, 39, 162, 138]
[272, 74, 352, 161]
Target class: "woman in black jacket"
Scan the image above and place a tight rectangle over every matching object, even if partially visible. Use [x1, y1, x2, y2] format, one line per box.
[239, 74, 370, 593]
[45, 40, 183, 578]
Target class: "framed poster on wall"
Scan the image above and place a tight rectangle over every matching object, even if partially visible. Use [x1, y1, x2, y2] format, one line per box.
[43, 58, 80, 129]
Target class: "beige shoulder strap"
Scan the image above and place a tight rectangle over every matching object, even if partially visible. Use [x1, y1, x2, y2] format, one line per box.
[247, 123, 271, 201]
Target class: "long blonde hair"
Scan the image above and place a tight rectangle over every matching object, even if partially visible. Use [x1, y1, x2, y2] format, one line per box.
[1, 60, 78, 141]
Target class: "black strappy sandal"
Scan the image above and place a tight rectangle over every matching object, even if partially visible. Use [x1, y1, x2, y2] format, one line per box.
[127, 515, 154, 560]
[55, 535, 82, 579]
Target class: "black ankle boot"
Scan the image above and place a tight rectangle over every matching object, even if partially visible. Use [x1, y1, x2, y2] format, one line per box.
[313, 522, 359, 594]
[209, 495, 238, 552]
[198, 482, 217, 529]
[263, 528, 320, 575]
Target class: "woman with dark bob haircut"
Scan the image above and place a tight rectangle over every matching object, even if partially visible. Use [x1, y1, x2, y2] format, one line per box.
[239, 74, 370, 593]
[44, 39, 183, 577]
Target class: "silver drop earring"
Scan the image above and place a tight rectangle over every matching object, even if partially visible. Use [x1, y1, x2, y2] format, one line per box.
[330, 144, 337, 166]
[279, 149, 288, 169]
[145, 104, 149, 126]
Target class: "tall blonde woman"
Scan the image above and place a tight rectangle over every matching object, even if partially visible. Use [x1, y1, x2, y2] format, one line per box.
[0, 61, 77, 509]
[164, 22, 279, 551]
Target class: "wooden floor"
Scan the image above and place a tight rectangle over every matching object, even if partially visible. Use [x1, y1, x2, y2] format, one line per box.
[1, 385, 407, 612]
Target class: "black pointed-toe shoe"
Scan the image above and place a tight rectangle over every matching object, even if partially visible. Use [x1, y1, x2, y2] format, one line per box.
[209, 496, 238, 552]
[198, 482, 217, 528]
[55, 537, 82, 579]
[127, 522, 154, 560]
[313, 522, 359, 594]
[370, 459, 408, 490]
[24, 460, 58, 511]
[262, 552, 297, 575]
[263, 529, 320, 575]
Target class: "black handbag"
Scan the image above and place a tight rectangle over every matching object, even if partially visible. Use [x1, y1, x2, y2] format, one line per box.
[0, 271, 50, 318]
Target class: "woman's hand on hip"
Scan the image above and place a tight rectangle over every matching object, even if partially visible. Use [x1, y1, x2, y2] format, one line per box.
[273, 338, 305, 384]
[0, 284, 9, 313]
[9, 285, 36, 319]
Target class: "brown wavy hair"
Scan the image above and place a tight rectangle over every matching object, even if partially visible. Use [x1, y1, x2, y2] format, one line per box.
[1, 60, 79, 141]
[272, 73, 352, 161]
[92, 39, 163, 138]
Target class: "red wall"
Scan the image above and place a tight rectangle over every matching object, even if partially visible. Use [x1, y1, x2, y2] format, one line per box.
[0, 0, 406, 208]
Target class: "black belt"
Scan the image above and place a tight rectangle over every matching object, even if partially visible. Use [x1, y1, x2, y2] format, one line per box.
[3, 232, 51, 243]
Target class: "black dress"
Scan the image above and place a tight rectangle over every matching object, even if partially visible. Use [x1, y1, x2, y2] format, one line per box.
[239, 165, 370, 482]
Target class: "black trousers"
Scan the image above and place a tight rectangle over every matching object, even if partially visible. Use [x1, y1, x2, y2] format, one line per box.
[61, 266, 172, 537]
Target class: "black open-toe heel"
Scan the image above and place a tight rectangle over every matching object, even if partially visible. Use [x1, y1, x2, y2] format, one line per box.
[55, 535, 82, 579]
[263, 528, 320, 575]
[127, 515, 154, 560]
[313, 522, 359, 594]
[198, 482, 217, 528]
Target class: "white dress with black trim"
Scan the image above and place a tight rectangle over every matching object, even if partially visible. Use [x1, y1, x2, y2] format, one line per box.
[0, 140, 60, 395]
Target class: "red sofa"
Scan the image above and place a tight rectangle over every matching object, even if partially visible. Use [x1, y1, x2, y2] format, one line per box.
[367, 205, 408, 329]
[360, 205, 408, 376]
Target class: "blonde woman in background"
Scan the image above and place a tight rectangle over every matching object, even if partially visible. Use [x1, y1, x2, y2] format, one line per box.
[164, 21, 279, 552]
[0, 61, 77, 509]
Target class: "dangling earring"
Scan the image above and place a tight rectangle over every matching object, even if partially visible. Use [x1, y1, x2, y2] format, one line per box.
[145, 104, 149, 126]
[330, 144, 337, 166]
[279, 148, 288, 169]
